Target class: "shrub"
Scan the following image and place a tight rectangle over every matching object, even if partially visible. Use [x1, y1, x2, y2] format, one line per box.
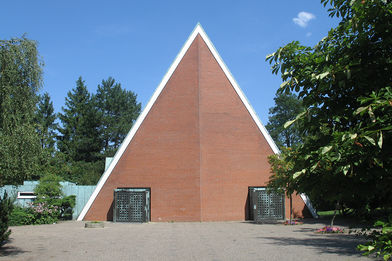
[34, 174, 63, 199]
[9, 206, 34, 226]
[58, 195, 76, 220]
[0, 192, 13, 246]
[9, 198, 76, 226]
[9, 203, 59, 226]
[9, 174, 76, 226]
[358, 217, 392, 261]
[29, 201, 59, 224]
[34, 174, 76, 220]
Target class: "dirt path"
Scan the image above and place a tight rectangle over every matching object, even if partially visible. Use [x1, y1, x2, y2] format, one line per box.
[0, 220, 371, 261]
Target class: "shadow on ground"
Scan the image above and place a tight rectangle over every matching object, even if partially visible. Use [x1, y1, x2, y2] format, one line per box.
[0, 245, 28, 257]
[244, 216, 367, 229]
[258, 234, 366, 258]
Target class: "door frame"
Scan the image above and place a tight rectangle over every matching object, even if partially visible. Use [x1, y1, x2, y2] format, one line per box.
[113, 187, 151, 222]
[249, 187, 285, 222]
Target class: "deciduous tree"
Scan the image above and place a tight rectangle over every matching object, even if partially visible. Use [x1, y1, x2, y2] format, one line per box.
[0, 37, 43, 186]
[266, 0, 392, 217]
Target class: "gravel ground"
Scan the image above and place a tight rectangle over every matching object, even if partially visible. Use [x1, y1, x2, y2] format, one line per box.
[0, 219, 372, 261]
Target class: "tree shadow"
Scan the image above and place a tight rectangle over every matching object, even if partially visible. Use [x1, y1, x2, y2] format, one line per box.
[299, 216, 367, 229]
[240, 220, 284, 225]
[258, 234, 367, 257]
[241, 216, 362, 229]
[0, 243, 29, 257]
[292, 227, 315, 232]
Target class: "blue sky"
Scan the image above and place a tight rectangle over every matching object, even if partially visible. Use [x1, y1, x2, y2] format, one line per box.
[1, 0, 339, 124]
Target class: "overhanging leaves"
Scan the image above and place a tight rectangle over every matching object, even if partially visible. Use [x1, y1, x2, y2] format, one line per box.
[266, 0, 392, 221]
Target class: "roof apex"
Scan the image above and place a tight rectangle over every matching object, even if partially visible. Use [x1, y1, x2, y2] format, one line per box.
[77, 25, 279, 221]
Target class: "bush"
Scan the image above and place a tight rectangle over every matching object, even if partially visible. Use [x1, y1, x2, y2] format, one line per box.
[9, 174, 76, 226]
[34, 174, 63, 199]
[9, 202, 59, 226]
[29, 201, 60, 224]
[34, 174, 76, 220]
[58, 195, 76, 220]
[9, 206, 34, 226]
[0, 192, 13, 246]
[358, 217, 392, 260]
[9, 198, 76, 226]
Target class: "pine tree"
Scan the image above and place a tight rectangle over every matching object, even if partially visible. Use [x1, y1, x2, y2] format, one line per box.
[0, 192, 13, 246]
[36, 92, 57, 150]
[58, 77, 102, 163]
[95, 77, 141, 155]
[266, 93, 303, 149]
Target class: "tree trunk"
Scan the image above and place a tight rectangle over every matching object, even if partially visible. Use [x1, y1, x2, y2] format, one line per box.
[330, 201, 340, 227]
[290, 194, 293, 224]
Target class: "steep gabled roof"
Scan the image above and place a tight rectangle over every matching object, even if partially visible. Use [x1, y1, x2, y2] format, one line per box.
[77, 23, 279, 221]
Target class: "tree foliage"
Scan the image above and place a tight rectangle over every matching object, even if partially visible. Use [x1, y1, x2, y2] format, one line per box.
[267, 148, 298, 221]
[0, 37, 43, 186]
[358, 217, 392, 261]
[268, 149, 295, 197]
[266, 0, 392, 216]
[58, 77, 102, 163]
[0, 38, 141, 187]
[34, 174, 76, 220]
[7, 174, 77, 225]
[0, 192, 13, 246]
[57, 76, 141, 185]
[34, 174, 63, 199]
[95, 77, 141, 155]
[69, 160, 105, 185]
[266, 93, 303, 148]
[36, 92, 57, 151]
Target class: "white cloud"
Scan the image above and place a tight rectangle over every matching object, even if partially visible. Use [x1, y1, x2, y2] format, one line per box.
[306, 32, 312, 37]
[293, 12, 315, 28]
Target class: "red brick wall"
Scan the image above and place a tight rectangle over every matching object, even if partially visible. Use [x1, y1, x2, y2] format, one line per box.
[84, 34, 308, 221]
[85, 37, 201, 221]
[285, 194, 312, 219]
[198, 36, 274, 221]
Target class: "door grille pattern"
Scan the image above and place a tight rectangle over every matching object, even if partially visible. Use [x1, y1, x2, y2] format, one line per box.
[114, 189, 149, 222]
[251, 188, 284, 222]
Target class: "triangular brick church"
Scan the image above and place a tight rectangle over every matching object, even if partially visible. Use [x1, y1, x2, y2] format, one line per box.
[78, 24, 313, 222]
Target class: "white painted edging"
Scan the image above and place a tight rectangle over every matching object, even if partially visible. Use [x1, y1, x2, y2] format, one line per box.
[300, 193, 319, 218]
[196, 25, 280, 154]
[78, 23, 280, 220]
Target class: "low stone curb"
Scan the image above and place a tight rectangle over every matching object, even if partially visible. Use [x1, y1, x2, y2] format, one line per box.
[84, 221, 104, 228]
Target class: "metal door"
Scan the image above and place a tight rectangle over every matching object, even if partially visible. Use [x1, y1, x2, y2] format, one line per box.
[113, 188, 150, 222]
[250, 187, 284, 222]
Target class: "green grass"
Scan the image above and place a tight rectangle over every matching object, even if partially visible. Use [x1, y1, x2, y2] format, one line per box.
[317, 210, 339, 217]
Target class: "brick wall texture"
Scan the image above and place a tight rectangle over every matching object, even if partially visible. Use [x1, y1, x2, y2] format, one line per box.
[84, 34, 308, 221]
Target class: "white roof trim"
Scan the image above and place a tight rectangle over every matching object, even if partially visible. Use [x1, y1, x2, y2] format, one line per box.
[300, 193, 319, 218]
[77, 23, 279, 221]
[194, 25, 280, 154]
